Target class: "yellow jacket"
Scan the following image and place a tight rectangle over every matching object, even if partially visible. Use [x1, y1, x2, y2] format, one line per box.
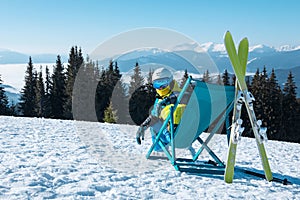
[155, 80, 186, 125]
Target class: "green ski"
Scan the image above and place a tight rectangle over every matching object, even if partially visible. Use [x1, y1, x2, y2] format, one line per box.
[224, 37, 248, 183]
[224, 31, 273, 183]
[224, 81, 241, 183]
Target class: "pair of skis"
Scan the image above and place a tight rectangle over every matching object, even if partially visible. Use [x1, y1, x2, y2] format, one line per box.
[224, 31, 273, 183]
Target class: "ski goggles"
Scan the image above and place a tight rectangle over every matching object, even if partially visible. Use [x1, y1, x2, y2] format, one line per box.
[153, 78, 171, 90]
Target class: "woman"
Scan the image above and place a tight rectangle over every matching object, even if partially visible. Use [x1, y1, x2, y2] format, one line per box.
[136, 67, 187, 152]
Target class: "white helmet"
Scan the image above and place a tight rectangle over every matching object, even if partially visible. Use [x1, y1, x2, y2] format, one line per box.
[152, 68, 173, 89]
[152, 67, 173, 81]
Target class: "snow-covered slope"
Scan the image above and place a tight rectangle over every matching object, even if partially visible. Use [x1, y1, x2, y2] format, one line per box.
[0, 116, 299, 199]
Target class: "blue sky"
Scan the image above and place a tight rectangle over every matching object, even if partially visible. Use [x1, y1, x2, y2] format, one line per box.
[0, 0, 299, 55]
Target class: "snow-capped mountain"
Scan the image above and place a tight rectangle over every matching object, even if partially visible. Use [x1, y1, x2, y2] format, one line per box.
[1, 42, 300, 103]
[249, 44, 276, 53]
[106, 42, 300, 73]
[171, 42, 227, 54]
[172, 42, 300, 54]
[105, 44, 300, 97]
[277, 45, 300, 52]
[102, 48, 203, 74]
[198, 42, 226, 53]
[181, 42, 300, 54]
[1, 43, 300, 70]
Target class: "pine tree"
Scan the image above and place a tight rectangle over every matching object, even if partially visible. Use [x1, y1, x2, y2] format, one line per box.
[220, 69, 233, 135]
[129, 62, 144, 95]
[45, 66, 51, 95]
[72, 57, 98, 122]
[222, 69, 230, 86]
[147, 68, 153, 84]
[35, 66, 46, 117]
[266, 69, 283, 140]
[94, 61, 101, 81]
[44, 65, 52, 118]
[50, 55, 66, 119]
[113, 61, 122, 86]
[0, 74, 10, 115]
[231, 75, 236, 86]
[106, 60, 118, 92]
[84, 59, 98, 121]
[65, 46, 84, 119]
[180, 69, 189, 87]
[111, 76, 130, 124]
[9, 101, 17, 116]
[19, 57, 37, 117]
[296, 102, 300, 143]
[95, 61, 119, 122]
[202, 69, 210, 83]
[179, 69, 193, 97]
[108, 59, 114, 74]
[282, 71, 298, 142]
[242, 69, 261, 137]
[260, 66, 269, 129]
[251, 69, 263, 118]
[104, 101, 118, 123]
[246, 68, 270, 138]
[95, 68, 109, 122]
[216, 74, 222, 85]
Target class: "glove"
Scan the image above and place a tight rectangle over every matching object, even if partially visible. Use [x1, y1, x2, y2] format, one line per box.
[136, 126, 146, 145]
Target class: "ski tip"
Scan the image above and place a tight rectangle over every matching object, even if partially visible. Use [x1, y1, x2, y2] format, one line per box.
[224, 31, 232, 41]
[225, 30, 231, 36]
[241, 37, 249, 42]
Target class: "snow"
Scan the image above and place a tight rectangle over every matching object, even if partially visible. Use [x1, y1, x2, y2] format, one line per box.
[176, 42, 300, 54]
[249, 44, 276, 53]
[171, 42, 227, 53]
[199, 42, 226, 53]
[0, 116, 299, 199]
[277, 45, 300, 52]
[171, 42, 205, 53]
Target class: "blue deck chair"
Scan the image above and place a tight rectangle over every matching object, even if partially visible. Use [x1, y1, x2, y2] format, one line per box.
[146, 76, 235, 175]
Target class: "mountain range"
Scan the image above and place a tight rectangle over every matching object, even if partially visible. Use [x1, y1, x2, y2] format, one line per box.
[91, 42, 300, 81]
[109, 43, 300, 96]
[0, 49, 68, 64]
[1, 42, 300, 100]
[1, 43, 300, 72]
[2, 43, 300, 70]
[110, 42, 300, 72]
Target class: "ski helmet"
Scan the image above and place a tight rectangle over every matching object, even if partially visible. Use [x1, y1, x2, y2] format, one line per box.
[152, 68, 173, 90]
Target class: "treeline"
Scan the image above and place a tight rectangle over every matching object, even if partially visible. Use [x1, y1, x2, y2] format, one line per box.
[16, 46, 129, 123]
[218, 68, 300, 143]
[0, 46, 299, 143]
[0, 46, 157, 125]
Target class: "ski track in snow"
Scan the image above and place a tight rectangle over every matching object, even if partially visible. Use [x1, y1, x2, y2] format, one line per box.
[0, 116, 299, 199]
